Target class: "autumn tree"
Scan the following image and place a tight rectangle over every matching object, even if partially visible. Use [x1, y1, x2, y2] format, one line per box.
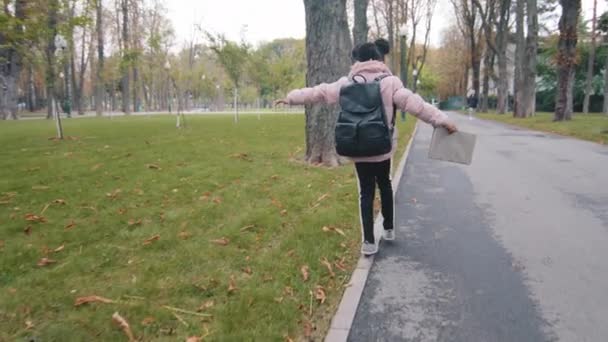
[554, 0, 581, 121]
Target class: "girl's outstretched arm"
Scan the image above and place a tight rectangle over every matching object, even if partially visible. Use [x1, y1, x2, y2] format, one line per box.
[275, 77, 350, 106]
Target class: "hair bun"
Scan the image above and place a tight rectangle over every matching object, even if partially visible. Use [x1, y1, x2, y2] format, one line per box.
[374, 38, 390, 55]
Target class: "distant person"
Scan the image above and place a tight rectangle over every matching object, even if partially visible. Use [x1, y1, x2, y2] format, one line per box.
[275, 43, 457, 256]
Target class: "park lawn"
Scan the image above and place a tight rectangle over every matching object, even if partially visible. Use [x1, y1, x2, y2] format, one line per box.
[0, 114, 415, 341]
[476, 112, 608, 145]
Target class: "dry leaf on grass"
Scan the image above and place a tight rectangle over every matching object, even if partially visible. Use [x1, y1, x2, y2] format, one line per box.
[112, 312, 136, 342]
[280, 209, 288, 216]
[303, 320, 313, 337]
[53, 199, 66, 205]
[300, 265, 309, 281]
[186, 337, 201, 342]
[37, 258, 56, 267]
[141, 317, 155, 325]
[24, 226, 32, 235]
[210, 237, 229, 246]
[31, 185, 49, 190]
[334, 258, 347, 272]
[271, 198, 283, 209]
[197, 300, 214, 312]
[239, 225, 255, 232]
[320, 258, 335, 278]
[228, 276, 238, 293]
[91, 163, 103, 171]
[25, 213, 46, 223]
[314, 286, 326, 304]
[106, 189, 122, 199]
[284, 286, 294, 297]
[146, 163, 161, 170]
[64, 220, 76, 230]
[143, 234, 160, 245]
[25, 319, 34, 330]
[74, 295, 115, 306]
[128, 218, 142, 227]
[242, 267, 252, 275]
[321, 226, 345, 236]
[53, 244, 65, 253]
[284, 336, 295, 342]
[178, 231, 192, 240]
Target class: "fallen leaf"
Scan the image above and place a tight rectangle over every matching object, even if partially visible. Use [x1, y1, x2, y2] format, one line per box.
[133, 188, 144, 195]
[178, 231, 192, 240]
[242, 267, 252, 275]
[64, 152, 73, 157]
[334, 258, 347, 272]
[37, 258, 56, 267]
[284, 336, 295, 342]
[228, 276, 238, 293]
[186, 337, 201, 342]
[322, 226, 331, 233]
[0, 240, 4, 249]
[334, 228, 346, 236]
[91, 163, 103, 171]
[128, 218, 142, 227]
[24, 225, 32, 235]
[25, 213, 46, 223]
[286, 249, 296, 257]
[284, 286, 294, 297]
[314, 286, 326, 304]
[271, 175, 280, 180]
[117, 208, 127, 215]
[280, 209, 288, 216]
[213, 197, 222, 204]
[53, 199, 67, 205]
[32, 185, 49, 190]
[64, 220, 76, 230]
[106, 189, 122, 199]
[112, 312, 136, 342]
[300, 265, 310, 281]
[210, 237, 229, 246]
[25, 319, 34, 330]
[74, 295, 115, 306]
[197, 300, 214, 312]
[320, 258, 335, 278]
[240, 224, 255, 232]
[316, 193, 329, 203]
[303, 320, 313, 337]
[143, 234, 160, 245]
[54, 244, 65, 253]
[274, 297, 284, 303]
[146, 163, 161, 170]
[141, 317, 155, 326]
[271, 198, 283, 209]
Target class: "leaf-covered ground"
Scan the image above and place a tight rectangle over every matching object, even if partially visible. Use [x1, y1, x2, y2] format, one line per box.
[0, 114, 415, 341]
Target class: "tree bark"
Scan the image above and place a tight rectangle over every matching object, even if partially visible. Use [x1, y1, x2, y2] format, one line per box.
[554, 0, 581, 121]
[582, 0, 597, 114]
[0, 0, 26, 119]
[604, 50, 608, 114]
[496, 0, 510, 114]
[95, 0, 104, 116]
[515, 0, 538, 118]
[46, 0, 59, 119]
[303, 0, 352, 166]
[513, 0, 525, 116]
[353, 0, 370, 46]
[121, 0, 131, 114]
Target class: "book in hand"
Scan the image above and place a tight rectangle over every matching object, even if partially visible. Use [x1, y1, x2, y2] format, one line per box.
[428, 127, 476, 165]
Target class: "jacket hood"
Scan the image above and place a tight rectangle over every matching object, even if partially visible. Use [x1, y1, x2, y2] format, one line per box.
[349, 61, 392, 78]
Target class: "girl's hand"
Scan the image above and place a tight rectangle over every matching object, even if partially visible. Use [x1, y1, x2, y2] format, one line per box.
[442, 121, 458, 134]
[273, 99, 289, 107]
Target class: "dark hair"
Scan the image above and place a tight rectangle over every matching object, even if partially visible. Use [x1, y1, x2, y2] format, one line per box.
[351, 44, 361, 63]
[374, 38, 390, 61]
[355, 42, 382, 62]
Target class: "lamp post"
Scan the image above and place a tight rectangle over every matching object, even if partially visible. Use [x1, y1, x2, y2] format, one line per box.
[53, 34, 67, 139]
[164, 60, 172, 114]
[399, 25, 408, 121]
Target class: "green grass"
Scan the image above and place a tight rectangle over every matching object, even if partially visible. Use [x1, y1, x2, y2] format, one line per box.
[476, 111, 608, 145]
[0, 114, 415, 341]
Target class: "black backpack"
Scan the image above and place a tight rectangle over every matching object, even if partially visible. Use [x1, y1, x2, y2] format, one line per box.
[335, 74, 395, 157]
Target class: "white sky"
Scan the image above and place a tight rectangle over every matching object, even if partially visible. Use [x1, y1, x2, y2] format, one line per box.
[167, 0, 606, 49]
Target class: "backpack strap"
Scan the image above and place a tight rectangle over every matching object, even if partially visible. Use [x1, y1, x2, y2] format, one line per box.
[373, 74, 396, 129]
[351, 74, 367, 83]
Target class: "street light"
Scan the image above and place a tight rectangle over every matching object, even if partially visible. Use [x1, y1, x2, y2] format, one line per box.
[52, 34, 67, 139]
[55, 35, 71, 118]
[164, 60, 172, 114]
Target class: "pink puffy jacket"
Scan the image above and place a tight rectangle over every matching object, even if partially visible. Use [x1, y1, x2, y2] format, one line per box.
[286, 60, 449, 163]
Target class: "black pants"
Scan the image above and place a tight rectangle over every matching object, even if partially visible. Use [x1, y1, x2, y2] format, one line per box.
[355, 159, 393, 244]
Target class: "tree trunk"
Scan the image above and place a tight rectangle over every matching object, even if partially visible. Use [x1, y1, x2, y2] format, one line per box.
[480, 49, 492, 112]
[95, 0, 104, 116]
[27, 65, 36, 111]
[554, 0, 581, 121]
[303, 0, 352, 166]
[604, 50, 608, 114]
[515, 0, 538, 118]
[513, 0, 525, 116]
[121, 0, 130, 114]
[131, 0, 141, 112]
[496, 0, 510, 114]
[0, 0, 26, 119]
[353, 0, 370, 46]
[582, 0, 597, 114]
[386, 0, 397, 71]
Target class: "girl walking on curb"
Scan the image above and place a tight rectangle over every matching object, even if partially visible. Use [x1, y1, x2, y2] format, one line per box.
[275, 43, 457, 255]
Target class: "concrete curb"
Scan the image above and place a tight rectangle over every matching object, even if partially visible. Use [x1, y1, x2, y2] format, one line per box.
[324, 121, 420, 342]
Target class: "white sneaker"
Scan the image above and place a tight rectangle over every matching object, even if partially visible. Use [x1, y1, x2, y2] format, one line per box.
[383, 229, 395, 241]
[361, 241, 378, 256]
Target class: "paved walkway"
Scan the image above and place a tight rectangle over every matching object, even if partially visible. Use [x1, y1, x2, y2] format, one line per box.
[348, 113, 608, 342]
